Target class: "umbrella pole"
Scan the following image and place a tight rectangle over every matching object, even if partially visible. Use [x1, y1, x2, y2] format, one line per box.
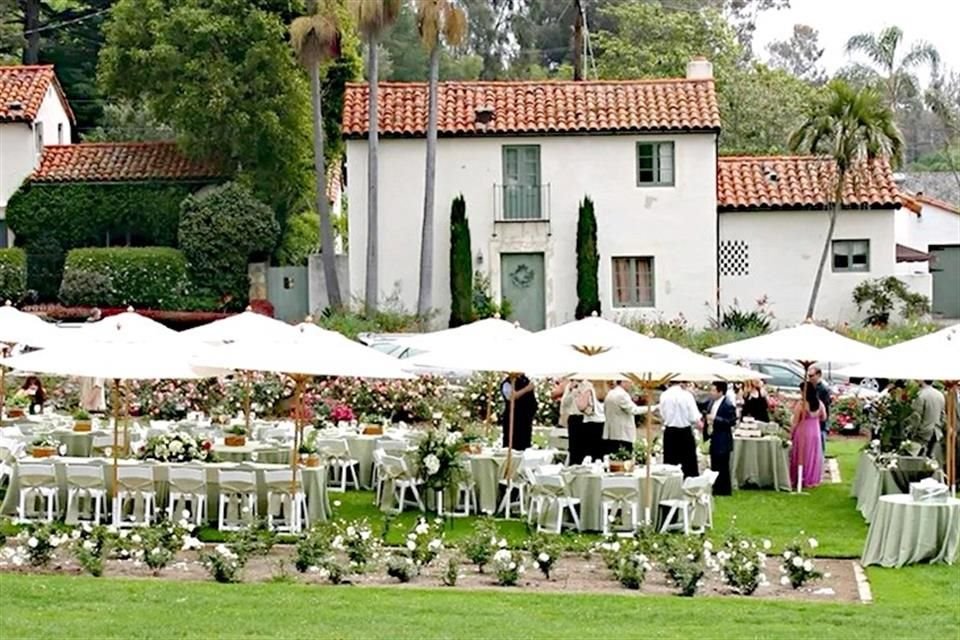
[644, 380, 654, 525]
[290, 376, 306, 497]
[122, 381, 131, 457]
[111, 379, 120, 501]
[504, 373, 518, 480]
[947, 382, 957, 497]
[0, 343, 9, 419]
[244, 371, 252, 433]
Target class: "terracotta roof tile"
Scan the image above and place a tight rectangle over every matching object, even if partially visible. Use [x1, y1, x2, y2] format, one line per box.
[914, 192, 960, 215]
[0, 64, 74, 123]
[31, 142, 223, 183]
[717, 155, 901, 211]
[342, 79, 720, 137]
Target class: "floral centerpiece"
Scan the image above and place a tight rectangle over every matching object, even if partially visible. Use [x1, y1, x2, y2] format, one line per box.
[633, 437, 662, 466]
[299, 431, 321, 467]
[224, 424, 247, 447]
[138, 432, 214, 463]
[6, 393, 29, 418]
[72, 408, 92, 432]
[329, 403, 355, 426]
[30, 436, 61, 458]
[608, 447, 635, 473]
[359, 412, 385, 435]
[415, 428, 466, 492]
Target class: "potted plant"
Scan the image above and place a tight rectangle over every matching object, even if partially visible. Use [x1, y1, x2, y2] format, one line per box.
[30, 436, 60, 458]
[359, 412, 383, 435]
[609, 447, 635, 473]
[224, 424, 247, 447]
[73, 408, 92, 432]
[299, 432, 321, 467]
[6, 394, 29, 419]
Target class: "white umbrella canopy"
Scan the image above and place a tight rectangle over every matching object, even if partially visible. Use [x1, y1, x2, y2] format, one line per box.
[568, 338, 765, 382]
[705, 322, 880, 364]
[533, 314, 651, 352]
[393, 317, 530, 351]
[77, 309, 178, 343]
[835, 324, 960, 380]
[0, 301, 62, 347]
[193, 322, 415, 379]
[179, 309, 297, 344]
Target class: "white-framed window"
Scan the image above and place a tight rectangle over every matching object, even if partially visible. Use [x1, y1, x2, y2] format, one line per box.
[612, 257, 655, 307]
[34, 122, 44, 152]
[636, 141, 674, 186]
[57, 123, 64, 144]
[832, 239, 870, 272]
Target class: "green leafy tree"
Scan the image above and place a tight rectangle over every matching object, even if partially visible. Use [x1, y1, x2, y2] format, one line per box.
[789, 80, 904, 320]
[844, 26, 940, 112]
[766, 24, 825, 83]
[98, 0, 313, 228]
[575, 196, 599, 319]
[351, 0, 402, 314]
[290, 0, 345, 308]
[448, 195, 472, 328]
[416, 0, 468, 318]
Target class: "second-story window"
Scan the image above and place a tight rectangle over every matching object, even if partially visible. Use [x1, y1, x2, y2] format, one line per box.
[502, 145, 541, 220]
[34, 122, 44, 153]
[637, 141, 674, 186]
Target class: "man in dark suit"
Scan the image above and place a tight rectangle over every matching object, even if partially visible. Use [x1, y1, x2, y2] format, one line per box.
[804, 366, 832, 459]
[705, 381, 737, 496]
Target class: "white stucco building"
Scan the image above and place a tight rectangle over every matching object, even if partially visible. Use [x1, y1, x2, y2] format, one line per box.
[895, 193, 960, 319]
[0, 65, 74, 247]
[342, 60, 930, 329]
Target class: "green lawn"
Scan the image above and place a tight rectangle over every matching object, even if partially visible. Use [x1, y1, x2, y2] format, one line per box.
[1, 437, 958, 639]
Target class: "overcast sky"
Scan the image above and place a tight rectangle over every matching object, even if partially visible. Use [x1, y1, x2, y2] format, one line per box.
[752, 0, 958, 82]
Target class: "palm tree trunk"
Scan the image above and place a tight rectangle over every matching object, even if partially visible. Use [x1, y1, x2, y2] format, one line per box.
[309, 61, 342, 310]
[805, 179, 844, 319]
[22, 0, 41, 64]
[417, 45, 440, 319]
[364, 38, 380, 315]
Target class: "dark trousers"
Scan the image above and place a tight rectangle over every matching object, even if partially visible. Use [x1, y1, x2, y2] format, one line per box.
[664, 426, 699, 478]
[710, 450, 732, 496]
[568, 415, 587, 465]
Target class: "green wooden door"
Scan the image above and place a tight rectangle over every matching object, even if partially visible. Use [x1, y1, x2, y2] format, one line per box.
[267, 266, 309, 323]
[500, 252, 545, 330]
[502, 145, 541, 220]
[930, 245, 960, 319]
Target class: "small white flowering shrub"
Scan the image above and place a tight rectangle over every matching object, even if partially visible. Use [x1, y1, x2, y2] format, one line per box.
[332, 518, 380, 573]
[386, 554, 417, 583]
[526, 534, 561, 580]
[780, 535, 821, 589]
[405, 518, 444, 568]
[461, 517, 499, 573]
[704, 533, 770, 596]
[203, 544, 244, 583]
[17, 523, 66, 567]
[492, 547, 524, 586]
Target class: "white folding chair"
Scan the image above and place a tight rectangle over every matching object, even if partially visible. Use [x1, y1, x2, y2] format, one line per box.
[659, 470, 719, 535]
[529, 472, 581, 534]
[263, 469, 308, 533]
[600, 475, 641, 535]
[113, 466, 157, 527]
[497, 453, 530, 519]
[217, 469, 258, 531]
[17, 462, 59, 522]
[167, 467, 207, 527]
[317, 438, 360, 492]
[379, 454, 423, 514]
[65, 464, 107, 525]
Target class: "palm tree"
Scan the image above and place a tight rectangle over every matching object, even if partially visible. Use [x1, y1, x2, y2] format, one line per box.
[290, 0, 343, 309]
[415, 0, 467, 318]
[789, 80, 904, 320]
[845, 26, 940, 111]
[352, 0, 402, 315]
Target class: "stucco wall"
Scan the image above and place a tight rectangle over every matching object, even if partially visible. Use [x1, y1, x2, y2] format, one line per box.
[346, 132, 718, 328]
[895, 203, 960, 252]
[718, 208, 929, 325]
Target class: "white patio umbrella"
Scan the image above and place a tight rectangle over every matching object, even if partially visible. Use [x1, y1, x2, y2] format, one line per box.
[192, 321, 415, 495]
[707, 321, 880, 493]
[836, 324, 960, 492]
[0, 301, 63, 416]
[180, 309, 299, 429]
[1, 336, 225, 500]
[76, 308, 178, 342]
[393, 317, 530, 351]
[533, 313, 652, 353]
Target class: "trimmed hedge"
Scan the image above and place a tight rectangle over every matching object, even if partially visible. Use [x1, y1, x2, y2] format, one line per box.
[59, 247, 190, 310]
[179, 182, 280, 310]
[0, 248, 27, 302]
[5, 181, 211, 299]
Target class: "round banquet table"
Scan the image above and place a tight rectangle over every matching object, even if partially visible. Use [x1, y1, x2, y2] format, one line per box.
[851, 453, 935, 523]
[860, 494, 960, 568]
[731, 436, 791, 491]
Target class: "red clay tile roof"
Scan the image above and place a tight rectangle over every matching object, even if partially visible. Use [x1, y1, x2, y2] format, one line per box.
[914, 192, 960, 215]
[31, 142, 223, 183]
[0, 65, 74, 124]
[342, 79, 720, 137]
[896, 244, 933, 263]
[717, 156, 901, 211]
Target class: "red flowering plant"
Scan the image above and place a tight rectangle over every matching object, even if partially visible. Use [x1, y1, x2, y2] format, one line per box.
[830, 396, 865, 434]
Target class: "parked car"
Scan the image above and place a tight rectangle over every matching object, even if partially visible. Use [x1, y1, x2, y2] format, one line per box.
[713, 356, 879, 399]
[357, 333, 474, 379]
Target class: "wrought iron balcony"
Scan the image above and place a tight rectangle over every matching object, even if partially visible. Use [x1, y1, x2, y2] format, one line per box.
[493, 183, 551, 222]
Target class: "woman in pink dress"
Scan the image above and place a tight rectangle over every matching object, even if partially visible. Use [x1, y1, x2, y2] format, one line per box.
[790, 383, 825, 489]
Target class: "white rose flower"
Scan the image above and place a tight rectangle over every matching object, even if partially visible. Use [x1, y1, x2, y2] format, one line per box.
[82, 540, 96, 551]
[408, 533, 418, 541]
[703, 540, 713, 551]
[792, 556, 803, 568]
[803, 560, 814, 572]
[498, 538, 507, 548]
[508, 562, 516, 570]
[71, 529, 81, 540]
[406, 540, 416, 551]
[131, 534, 142, 544]
[346, 526, 356, 538]
[807, 538, 818, 549]
[783, 550, 792, 560]
[360, 530, 370, 540]
[428, 539, 442, 550]
[739, 541, 749, 550]
[415, 523, 429, 535]
[780, 576, 791, 586]
[423, 454, 441, 475]
[762, 539, 772, 550]
[27, 537, 38, 549]
[537, 552, 550, 563]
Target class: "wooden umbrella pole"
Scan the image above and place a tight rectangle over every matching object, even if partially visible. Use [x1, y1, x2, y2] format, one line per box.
[122, 381, 131, 456]
[0, 343, 9, 418]
[947, 381, 957, 495]
[503, 373, 518, 480]
[290, 376, 306, 496]
[644, 379, 654, 525]
[111, 379, 120, 500]
[244, 371, 252, 432]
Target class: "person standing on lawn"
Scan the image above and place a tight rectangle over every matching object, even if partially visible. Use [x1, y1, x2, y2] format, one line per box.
[804, 366, 832, 459]
[602, 380, 644, 456]
[912, 380, 945, 464]
[790, 383, 825, 489]
[659, 381, 702, 478]
[705, 381, 736, 496]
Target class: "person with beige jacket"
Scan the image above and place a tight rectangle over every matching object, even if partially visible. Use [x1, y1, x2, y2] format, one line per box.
[602, 381, 646, 456]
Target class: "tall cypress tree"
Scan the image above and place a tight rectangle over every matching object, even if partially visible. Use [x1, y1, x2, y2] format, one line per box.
[448, 195, 473, 327]
[575, 196, 600, 319]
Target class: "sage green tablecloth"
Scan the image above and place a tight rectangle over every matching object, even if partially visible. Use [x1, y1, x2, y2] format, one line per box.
[344, 435, 382, 489]
[213, 442, 290, 465]
[545, 470, 684, 531]
[852, 453, 935, 523]
[731, 437, 791, 491]
[1, 457, 330, 526]
[861, 494, 960, 567]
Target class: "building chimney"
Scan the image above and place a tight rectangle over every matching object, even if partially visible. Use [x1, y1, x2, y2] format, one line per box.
[686, 56, 713, 80]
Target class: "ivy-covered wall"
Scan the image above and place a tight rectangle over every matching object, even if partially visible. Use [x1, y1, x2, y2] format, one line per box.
[5, 181, 211, 299]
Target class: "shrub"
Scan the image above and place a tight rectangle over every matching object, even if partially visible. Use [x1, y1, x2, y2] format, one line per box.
[615, 552, 653, 590]
[780, 535, 821, 589]
[575, 196, 600, 319]
[0, 248, 26, 302]
[705, 533, 770, 596]
[59, 247, 190, 309]
[227, 519, 276, 562]
[449, 195, 473, 327]
[461, 518, 499, 573]
[442, 556, 460, 586]
[6, 181, 202, 300]
[662, 536, 705, 596]
[295, 524, 333, 573]
[16, 523, 67, 566]
[179, 182, 280, 310]
[472, 270, 510, 320]
[386, 554, 417, 582]
[527, 534, 562, 579]
[713, 297, 774, 333]
[203, 544, 244, 583]
[316, 288, 425, 340]
[72, 524, 113, 577]
[853, 276, 931, 326]
[331, 518, 380, 572]
[403, 518, 444, 569]
[491, 547, 524, 586]
[275, 209, 319, 266]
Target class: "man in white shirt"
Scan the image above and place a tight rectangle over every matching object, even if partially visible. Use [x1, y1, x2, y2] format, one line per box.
[658, 382, 703, 478]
